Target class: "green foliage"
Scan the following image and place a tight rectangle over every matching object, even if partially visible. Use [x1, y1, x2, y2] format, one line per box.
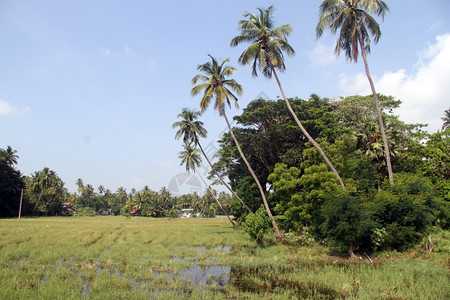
[269, 163, 340, 232]
[320, 191, 375, 254]
[231, 176, 261, 219]
[241, 206, 272, 244]
[26, 168, 67, 216]
[370, 173, 436, 250]
[421, 227, 450, 253]
[0, 147, 25, 217]
[319, 173, 438, 253]
[423, 129, 450, 201]
[76, 206, 95, 217]
[283, 227, 316, 246]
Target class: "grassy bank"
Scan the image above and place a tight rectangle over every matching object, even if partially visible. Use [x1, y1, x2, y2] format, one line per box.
[0, 217, 448, 299]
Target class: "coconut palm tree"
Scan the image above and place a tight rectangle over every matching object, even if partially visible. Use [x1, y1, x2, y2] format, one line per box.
[173, 108, 252, 213]
[316, 0, 393, 185]
[178, 143, 235, 227]
[29, 168, 62, 211]
[442, 108, 450, 131]
[191, 54, 283, 241]
[231, 5, 345, 189]
[0, 146, 19, 167]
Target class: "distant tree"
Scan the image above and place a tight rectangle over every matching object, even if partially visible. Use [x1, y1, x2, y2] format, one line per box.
[0, 147, 25, 217]
[0, 146, 19, 167]
[27, 168, 66, 215]
[111, 187, 128, 215]
[442, 108, 450, 131]
[192, 54, 281, 240]
[316, 0, 394, 185]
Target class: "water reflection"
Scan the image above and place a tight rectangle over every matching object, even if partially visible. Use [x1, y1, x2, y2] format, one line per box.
[176, 264, 231, 289]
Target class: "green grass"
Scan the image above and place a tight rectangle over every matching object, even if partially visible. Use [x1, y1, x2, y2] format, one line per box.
[0, 216, 448, 299]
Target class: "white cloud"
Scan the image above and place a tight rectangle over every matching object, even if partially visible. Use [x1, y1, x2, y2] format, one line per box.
[0, 99, 14, 115]
[339, 33, 450, 132]
[307, 43, 337, 66]
[0, 99, 31, 115]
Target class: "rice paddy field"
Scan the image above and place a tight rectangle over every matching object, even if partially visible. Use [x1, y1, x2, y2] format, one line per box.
[0, 216, 448, 299]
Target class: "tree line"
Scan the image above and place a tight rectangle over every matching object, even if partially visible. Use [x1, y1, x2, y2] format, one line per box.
[0, 153, 233, 219]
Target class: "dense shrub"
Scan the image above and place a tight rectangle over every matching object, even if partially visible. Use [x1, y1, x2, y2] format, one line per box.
[241, 206, 272, 244]
[320, 191, 375, 255]
[370, 173, 435, 251]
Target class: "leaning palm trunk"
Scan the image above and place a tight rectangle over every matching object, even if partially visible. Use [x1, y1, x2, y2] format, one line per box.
[271, 65, 346, 189]
[358, 36, 394, 186]
[196, 140, 253, 214]
[34, 190, 44, 210]
[194, 165, 236, 227]
[222, 110, 282, 241]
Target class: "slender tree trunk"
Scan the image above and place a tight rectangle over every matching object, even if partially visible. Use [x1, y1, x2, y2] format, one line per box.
[196, 141, 253, 214]
[222, 111, 283, 241]
[348, 240, 355, 258]
[358, 36, 394, 186]
[271, 65, 346, 189]
[194, 165, 236, 227]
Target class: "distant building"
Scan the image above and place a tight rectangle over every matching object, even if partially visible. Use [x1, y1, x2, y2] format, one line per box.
[177, 208, 201, 218]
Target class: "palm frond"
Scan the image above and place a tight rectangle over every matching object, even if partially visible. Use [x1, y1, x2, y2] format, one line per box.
[317, 0, 388, 61]
[191, 82, 210, 97]
[231, 5, 294, 78]
[191, 74, 209, 85]
[230, 34, 256, 47]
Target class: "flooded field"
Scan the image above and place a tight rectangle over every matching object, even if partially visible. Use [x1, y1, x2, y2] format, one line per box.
[0, 217, 448, 299]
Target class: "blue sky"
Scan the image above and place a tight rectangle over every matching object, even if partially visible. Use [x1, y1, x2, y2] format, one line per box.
[1, 1, 449, 194]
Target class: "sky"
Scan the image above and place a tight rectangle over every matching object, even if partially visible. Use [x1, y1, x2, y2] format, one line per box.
[1, 0, 449, 195]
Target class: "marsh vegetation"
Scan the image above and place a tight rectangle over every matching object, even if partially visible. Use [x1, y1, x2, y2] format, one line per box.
[1, 217, 447, 299]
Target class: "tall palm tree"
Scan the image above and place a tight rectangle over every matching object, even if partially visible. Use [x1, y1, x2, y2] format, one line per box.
[442, 108, 450, 131]
[316, 0, 394, 185]
[29, 168, 61, 210]
[173, 108, 253, 213]
[75, 178, 84, 211]
[191, 54, 283, 241]
[178, 143, 235, 227]
[0, 146, 19, 167]
[231, 5, 345, 189]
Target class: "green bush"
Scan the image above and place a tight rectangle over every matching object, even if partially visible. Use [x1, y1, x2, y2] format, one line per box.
[76, 206, 95, 217]
[370, 173, 435, 251]
[241, 206, 272, 244]
[283, 227, 316, 246]
[320, 191, 375, 255]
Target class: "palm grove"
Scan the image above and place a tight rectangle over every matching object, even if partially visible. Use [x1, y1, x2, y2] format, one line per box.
[1, 2, 448, 257]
